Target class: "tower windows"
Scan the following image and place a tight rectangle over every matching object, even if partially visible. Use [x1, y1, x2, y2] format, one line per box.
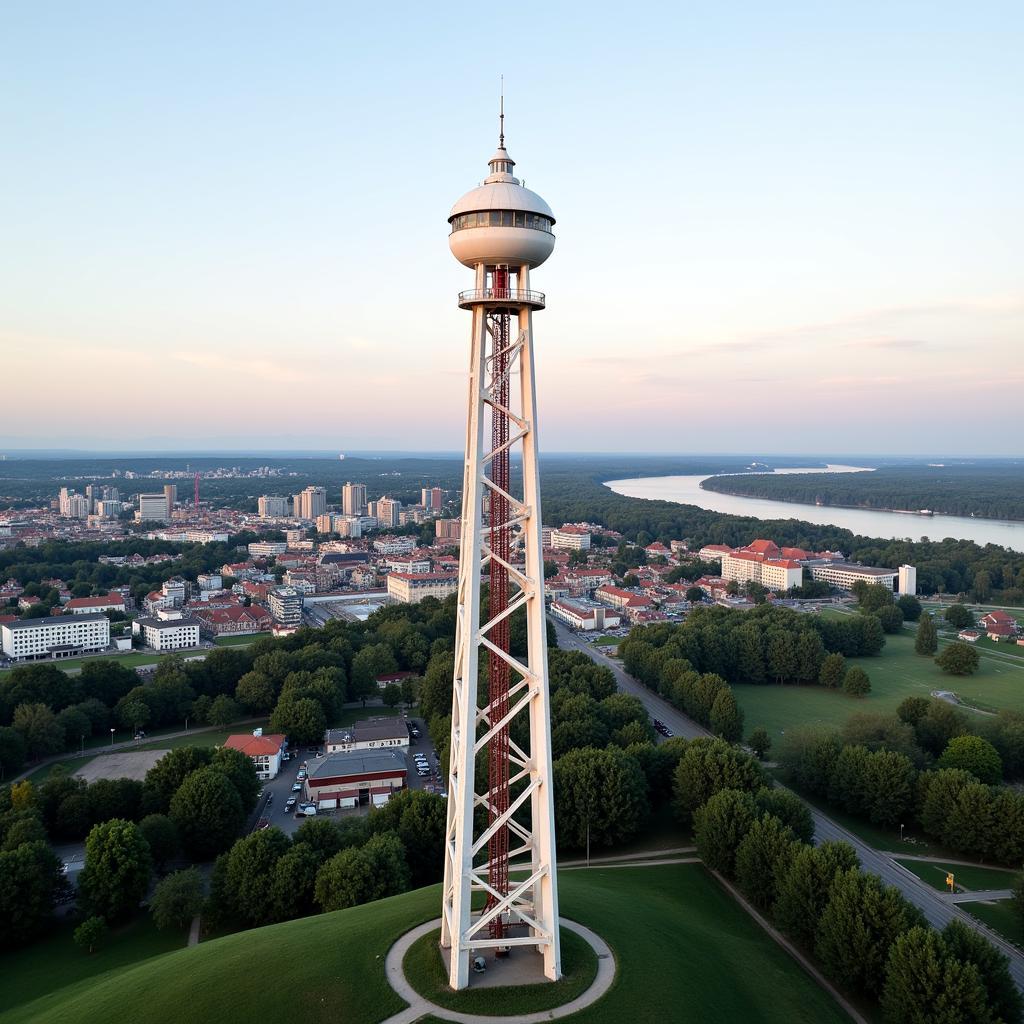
[450, 211, 552, 233]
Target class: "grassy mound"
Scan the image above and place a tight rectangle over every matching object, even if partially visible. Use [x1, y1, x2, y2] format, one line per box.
[402, 926, 597, 1014]
[6, 864, 847, 1024]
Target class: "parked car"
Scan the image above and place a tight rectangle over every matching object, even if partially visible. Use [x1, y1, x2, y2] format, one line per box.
[285, 797, 297, 811]
[256, 818, 271, 830]
[291, 782, 302, 792]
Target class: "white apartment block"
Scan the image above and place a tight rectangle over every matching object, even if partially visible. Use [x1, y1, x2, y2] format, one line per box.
[249, 541, 287, 557]
[196, 573, 223, 592]
[810, 563, 898, 591]
[134, 616, 201, 651]
[898, 564, 917, 596]
[258, 495, 290, 518]
[721, 551, 803, 591]
[387, 572, 458, 604]
[550, 599, 621, 631]
[268, 586, 304, 626]
[551, 526, 591, 551]
[1, 613, 110, 661]
[373, 536, 416, 556]
[374, 497, 402, 528]
[386, 556, 432, 574]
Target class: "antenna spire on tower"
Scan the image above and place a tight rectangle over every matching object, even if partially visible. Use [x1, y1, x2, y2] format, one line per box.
[499, 75, 505, 148]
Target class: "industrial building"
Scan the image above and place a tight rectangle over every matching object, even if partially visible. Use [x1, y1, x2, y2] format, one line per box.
[303, 749, 407, 809]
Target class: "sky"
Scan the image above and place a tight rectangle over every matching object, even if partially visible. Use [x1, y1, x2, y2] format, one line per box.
[1, 2, 1022, 456]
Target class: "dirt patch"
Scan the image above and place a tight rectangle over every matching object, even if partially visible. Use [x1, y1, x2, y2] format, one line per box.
[75, 749, 170, 782]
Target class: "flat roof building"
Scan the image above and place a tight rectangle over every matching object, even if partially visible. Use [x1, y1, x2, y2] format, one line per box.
[134, 615, 201, 651]
[387, 571, 458, 604]
[304, 749, 407, 809]
[1, 613, 110, 661]
[324, 717, 410, 753]
[810, 562, 898, 591]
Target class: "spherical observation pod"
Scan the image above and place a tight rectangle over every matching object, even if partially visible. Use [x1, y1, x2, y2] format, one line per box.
[449, 145, 556, 269]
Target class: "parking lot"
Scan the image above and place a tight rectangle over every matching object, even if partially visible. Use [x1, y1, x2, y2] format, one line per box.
[249, 715, 443, 836]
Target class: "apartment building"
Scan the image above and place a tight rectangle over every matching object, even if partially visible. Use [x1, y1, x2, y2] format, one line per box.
[292, 487, 327, 521]
[342, 482, 368, 516]
[551, 526, 592, 551]
[435, 518, 461, 541]
[1, 613, 110, 661]
[249, 541, 287, 557]
[268, 586, 303, 627]
[810, 563, 900, 591]
[258, 495, 290, 518]
[134, 615, 201, 651]
[721, 550, 803, 591]
[373, 497, 402, 529]
[138, 492, 172, 523]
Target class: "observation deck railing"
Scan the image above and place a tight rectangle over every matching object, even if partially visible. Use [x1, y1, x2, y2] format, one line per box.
[458, 288, 546, 310]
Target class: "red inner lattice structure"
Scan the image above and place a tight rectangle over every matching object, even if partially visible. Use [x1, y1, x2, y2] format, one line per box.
[485, 267, 512, 939]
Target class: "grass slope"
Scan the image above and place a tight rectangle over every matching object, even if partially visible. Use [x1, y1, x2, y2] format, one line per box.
[965, 901, 1024, 948]
[735, 626, 1024, 742]
[6, 864, 847, 1024]
[894, 859, 1021, 893]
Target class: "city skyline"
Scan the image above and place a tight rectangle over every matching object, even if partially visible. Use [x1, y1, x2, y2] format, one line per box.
[2, 2, 1022, 455]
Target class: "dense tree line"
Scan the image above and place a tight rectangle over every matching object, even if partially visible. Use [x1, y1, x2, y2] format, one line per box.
[701, 465, 1024, 524]
[777, 699, 1024, 863]
[687, 741, 1021, 1023]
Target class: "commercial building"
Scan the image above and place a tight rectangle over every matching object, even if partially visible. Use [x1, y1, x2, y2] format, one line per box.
[551, 526, 591, 551]
[1, 613, 110, 661]
[138, 492, 172, 523]
[550, 598, 621, 631]
[134, 615, 201, 651]
[324, 717, 410, 753]
[223, 731, 286, 780]
[268, 585, 303, 627]
[898, 564, 917, 596]
[387, 571, 459, 604]
[342, 482, 368, 516]
[810, 562, 899, 591]
[258, 495, 290, 518]
[303, 749, 407, 809]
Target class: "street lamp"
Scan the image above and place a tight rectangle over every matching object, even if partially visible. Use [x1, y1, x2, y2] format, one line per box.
[185, 717, 189, 733]
[110, 728, 115, 747]
[900, 823, 905, 842]
[80, 735, 85, 755]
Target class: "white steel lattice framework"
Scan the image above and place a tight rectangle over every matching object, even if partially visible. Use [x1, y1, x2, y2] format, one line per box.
[440, 116, 561, 991]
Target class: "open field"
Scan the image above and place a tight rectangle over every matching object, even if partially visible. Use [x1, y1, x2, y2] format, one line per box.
[894, 859, 1021, 893]
[213, 633, 269, 646]
[0, 917, 188, 1017]
[735, 626, 1024, 743]
[74, 749, 167, 782]
[965, 900, 1024, 948]
[1, 864, 848, 1024]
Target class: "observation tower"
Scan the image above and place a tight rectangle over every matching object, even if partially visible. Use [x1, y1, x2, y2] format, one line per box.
[440, 105, 561, 990]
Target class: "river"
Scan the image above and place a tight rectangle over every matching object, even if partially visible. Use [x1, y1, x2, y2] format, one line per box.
[604, 465, 1024, 552]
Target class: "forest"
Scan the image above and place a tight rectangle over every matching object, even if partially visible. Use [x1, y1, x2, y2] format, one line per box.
[701, 464, 1024, 521]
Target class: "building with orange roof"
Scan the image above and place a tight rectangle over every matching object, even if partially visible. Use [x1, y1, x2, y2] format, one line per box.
[223, 731, 287, 780]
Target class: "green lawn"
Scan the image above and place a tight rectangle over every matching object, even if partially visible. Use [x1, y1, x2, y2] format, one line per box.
[0, 917, 188, 1016]
[894, 859, 1021, 893]
[55, 652, 167, 674]
[213, 633, 269, 647]
[1, 864, 848, 1024]
[403, 926, 596, 1015]
[736, 626, 1024, 743]
[592, 635, 620, 647]
[964, 900, 1024, 948]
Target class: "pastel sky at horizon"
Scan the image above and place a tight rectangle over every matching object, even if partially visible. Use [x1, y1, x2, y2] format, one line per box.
[1, 2, 1022, 456]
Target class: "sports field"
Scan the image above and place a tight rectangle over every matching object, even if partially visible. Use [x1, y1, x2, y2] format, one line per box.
[1, 863, 847, 1024]
[735, 626, 1024, 742]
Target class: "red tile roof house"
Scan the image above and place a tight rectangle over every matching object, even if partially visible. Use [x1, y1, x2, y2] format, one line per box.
[65, 593, 125, 615]
[985, 623, 1017, 642]
[192, 605, 271, 637]
[17, 595, 41, 610]
[958, 629, 981, 643]
[223, 732, 287, 780]
[980, 611, 1018, 631]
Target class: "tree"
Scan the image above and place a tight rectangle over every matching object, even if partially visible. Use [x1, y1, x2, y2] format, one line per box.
[269, 843, 321, 922]
[944, 604, 974, 629]
[861, 750, 916, 827]
[876, 605, 905, 634]
[843, 667, 871, 698]
[773, 841, 859, 948]
[150, 867, 204, 931]
[818, 652, 846, 689]
[685, 586, 704, 604]
[12, 703, 64, 759]
[553, 746, 649, 848]
[896, 696, 931, 727]
[381, 683, 403, 709]
[74, 916, 108, 954]
[693, 788, 757, 876]
[350, 644, 398, 704]
[881, 926, 990, 1024]
[270, 697, 326, 746]
[368, 790, 448, 888]
[223, 828, 291, 926]
[815, 868, 923, 996]
[137, 814, 180, 870]
[208, 695, 242, 728]
[942, 918, 1023, 1024]
[142, 747, 213, 814]
[79, 819, 152, 922]
[972, 570, 992, 602]
[748, 726, 772, 760]
[673, 737, 767, 826]
[169, 767, 245, 860]
[210, 746, 261, 812]
[734, 814, 797, 912]
[2, 812, 47, 852]
[0, 726, 28, 776]
[235, 672, 276, 714]
[754, 787, 814, 843]
[937, 735, 1002, 784]
[314, 831, 410, 911]
[936, 642, 980, 676]
[0, 839, 63, 949]
[915, 701, 968, 757]
[897, 595, 922, 622]
[915, 614, 938, 655]
[55, 706, 92, 751]
[709, 689, 743, 742]
[775, 725, 841, 796]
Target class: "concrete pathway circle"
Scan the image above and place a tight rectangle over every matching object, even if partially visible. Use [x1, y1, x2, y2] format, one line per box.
[382, 917, 615, 1024]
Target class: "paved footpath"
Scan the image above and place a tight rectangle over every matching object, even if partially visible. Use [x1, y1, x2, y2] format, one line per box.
[381, 918, 615, 1024]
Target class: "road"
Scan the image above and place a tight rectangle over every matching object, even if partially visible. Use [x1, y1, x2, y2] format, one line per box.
[552, 618, 1024, 992]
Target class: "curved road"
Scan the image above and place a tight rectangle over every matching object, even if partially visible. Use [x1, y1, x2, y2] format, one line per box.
[552, 619, 1024, 993]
